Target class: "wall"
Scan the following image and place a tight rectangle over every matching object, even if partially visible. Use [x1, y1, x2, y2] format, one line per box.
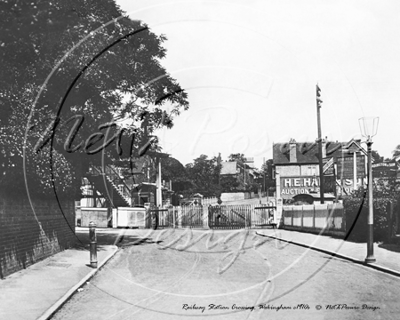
[80, 207, 110, 228]
[113, 207, 146, 228]
[221, 161, 238, 174]
[218, 192, 257, 202]
[275, 163, 319, 177]
[282, 203, 345, 237]
[275, 165, 301, 176]
[0, 195, 76, 278]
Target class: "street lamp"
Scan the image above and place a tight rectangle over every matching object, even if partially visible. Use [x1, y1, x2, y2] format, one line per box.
[358, 116, 379, 263]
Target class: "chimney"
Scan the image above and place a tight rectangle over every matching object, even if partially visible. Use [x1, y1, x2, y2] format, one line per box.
[289, 138, 297, 163]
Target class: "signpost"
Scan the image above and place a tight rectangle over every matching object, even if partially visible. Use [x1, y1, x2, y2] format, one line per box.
[323, 157, 334, 174]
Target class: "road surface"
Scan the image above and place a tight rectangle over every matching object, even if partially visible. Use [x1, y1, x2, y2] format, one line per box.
[52, 228, 400, 320]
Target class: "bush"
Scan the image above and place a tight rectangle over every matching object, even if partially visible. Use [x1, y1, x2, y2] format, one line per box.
[343, 196, 394, 242]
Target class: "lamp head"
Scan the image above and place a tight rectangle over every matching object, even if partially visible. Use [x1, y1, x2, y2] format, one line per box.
[358, 117, 379, 142]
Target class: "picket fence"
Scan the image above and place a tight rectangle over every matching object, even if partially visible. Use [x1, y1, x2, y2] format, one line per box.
[202, 197, 218, 206]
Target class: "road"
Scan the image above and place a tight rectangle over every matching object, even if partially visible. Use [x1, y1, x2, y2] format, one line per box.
[52, 228, 400, 320]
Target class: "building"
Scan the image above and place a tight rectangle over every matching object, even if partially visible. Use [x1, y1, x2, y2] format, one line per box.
[220, 160, 257, 190]
[273, 138, 368, 201]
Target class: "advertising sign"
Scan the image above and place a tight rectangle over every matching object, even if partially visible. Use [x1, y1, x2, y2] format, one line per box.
[336, 155, 366, 179]
[280, 176, 320, 198]
[323, 157, 334, 176]
[280, 176, 367, 199]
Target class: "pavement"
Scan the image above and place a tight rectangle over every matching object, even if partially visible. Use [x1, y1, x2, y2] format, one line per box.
[1, 227, 400, 320]
[256, 229, 400, 276]
[0, 228, 123, 320]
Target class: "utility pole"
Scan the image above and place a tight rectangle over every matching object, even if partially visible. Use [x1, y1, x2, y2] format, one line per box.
[316, 84, 325, 204]
[333, 162, 338, 202]
[263, 157, 266, 195]
[217, 153, 222, 204]
[218, 153, 221, 187]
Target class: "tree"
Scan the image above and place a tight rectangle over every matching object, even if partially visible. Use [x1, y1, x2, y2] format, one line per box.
[228, 153, 247, 163]
[161, 157, 191, 192]
[220, 175, 240, 192]
[185, 155, 220, 197]
[0, 0, 189, 197]
[372, 150, 384, 163]
[260, 159, 275, 193]
[392, 144, 400, 162]
[260, 159, 274, 180]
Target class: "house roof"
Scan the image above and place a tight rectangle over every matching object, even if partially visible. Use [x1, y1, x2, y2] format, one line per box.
[273, 139, 366, 165]
[341, 139, 368, 156]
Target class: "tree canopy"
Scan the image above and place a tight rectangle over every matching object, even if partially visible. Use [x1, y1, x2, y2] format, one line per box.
[392, 144, 400, 161]
[185, 155, 221, 197]
[0, 0, 189, 197]
[228, 153, 246, 163]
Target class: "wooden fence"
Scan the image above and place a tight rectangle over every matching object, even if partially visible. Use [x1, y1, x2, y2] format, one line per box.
[281, 203, 345, 237]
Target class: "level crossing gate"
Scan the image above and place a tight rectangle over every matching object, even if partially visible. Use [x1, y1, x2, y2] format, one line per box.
[180, 206, 204, 228]
[147, 204, 277, 229]
[208, 205, 252, 229]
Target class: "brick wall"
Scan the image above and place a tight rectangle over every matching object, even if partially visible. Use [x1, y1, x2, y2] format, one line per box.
[0, 195, 76, 278]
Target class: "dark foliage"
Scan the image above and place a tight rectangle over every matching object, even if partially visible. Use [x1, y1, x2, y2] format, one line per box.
[0, 0, 189, 198]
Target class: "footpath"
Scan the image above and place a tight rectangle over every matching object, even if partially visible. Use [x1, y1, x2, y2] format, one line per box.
[1, 227, 400, 320]
[0, 227, 142, 320]
[256, 229, 400, 276]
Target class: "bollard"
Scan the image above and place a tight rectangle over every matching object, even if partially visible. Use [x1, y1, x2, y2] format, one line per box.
[89, 221, 97, 268]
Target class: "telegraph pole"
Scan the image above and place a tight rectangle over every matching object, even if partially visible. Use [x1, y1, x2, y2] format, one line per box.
[263, 157, 266, 195]
[316, 84, 325, 204]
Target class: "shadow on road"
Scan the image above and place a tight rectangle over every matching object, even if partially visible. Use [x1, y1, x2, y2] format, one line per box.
[73, 228, 160, 250]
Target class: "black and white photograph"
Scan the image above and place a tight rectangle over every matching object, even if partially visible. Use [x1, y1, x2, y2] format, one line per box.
[1, 0, 400, 319]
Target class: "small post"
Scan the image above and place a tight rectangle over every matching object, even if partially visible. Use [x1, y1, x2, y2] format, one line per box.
[172, 207, 176, 228]
[89, 221, 97, 268]
[388, 201, 393, 243]
[151, 210, 158, 230]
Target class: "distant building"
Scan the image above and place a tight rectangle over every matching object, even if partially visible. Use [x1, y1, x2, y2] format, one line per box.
[273, 138, 368, 200]
[221, 160, 257, 190]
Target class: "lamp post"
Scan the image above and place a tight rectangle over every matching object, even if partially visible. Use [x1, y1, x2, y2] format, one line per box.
[358, 117, 379, 263]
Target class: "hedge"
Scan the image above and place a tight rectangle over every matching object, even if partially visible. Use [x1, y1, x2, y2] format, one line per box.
[343, 197, 396, 242]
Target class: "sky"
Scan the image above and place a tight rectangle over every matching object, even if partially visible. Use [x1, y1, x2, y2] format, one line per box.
[116, 0, 400, 168]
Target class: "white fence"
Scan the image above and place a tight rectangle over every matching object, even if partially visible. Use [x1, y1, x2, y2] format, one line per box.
[202, 192, 258, 205]
[78, 202, 346, 236]
[282, 203, 345, 237]
[202, 197, 218, 206]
